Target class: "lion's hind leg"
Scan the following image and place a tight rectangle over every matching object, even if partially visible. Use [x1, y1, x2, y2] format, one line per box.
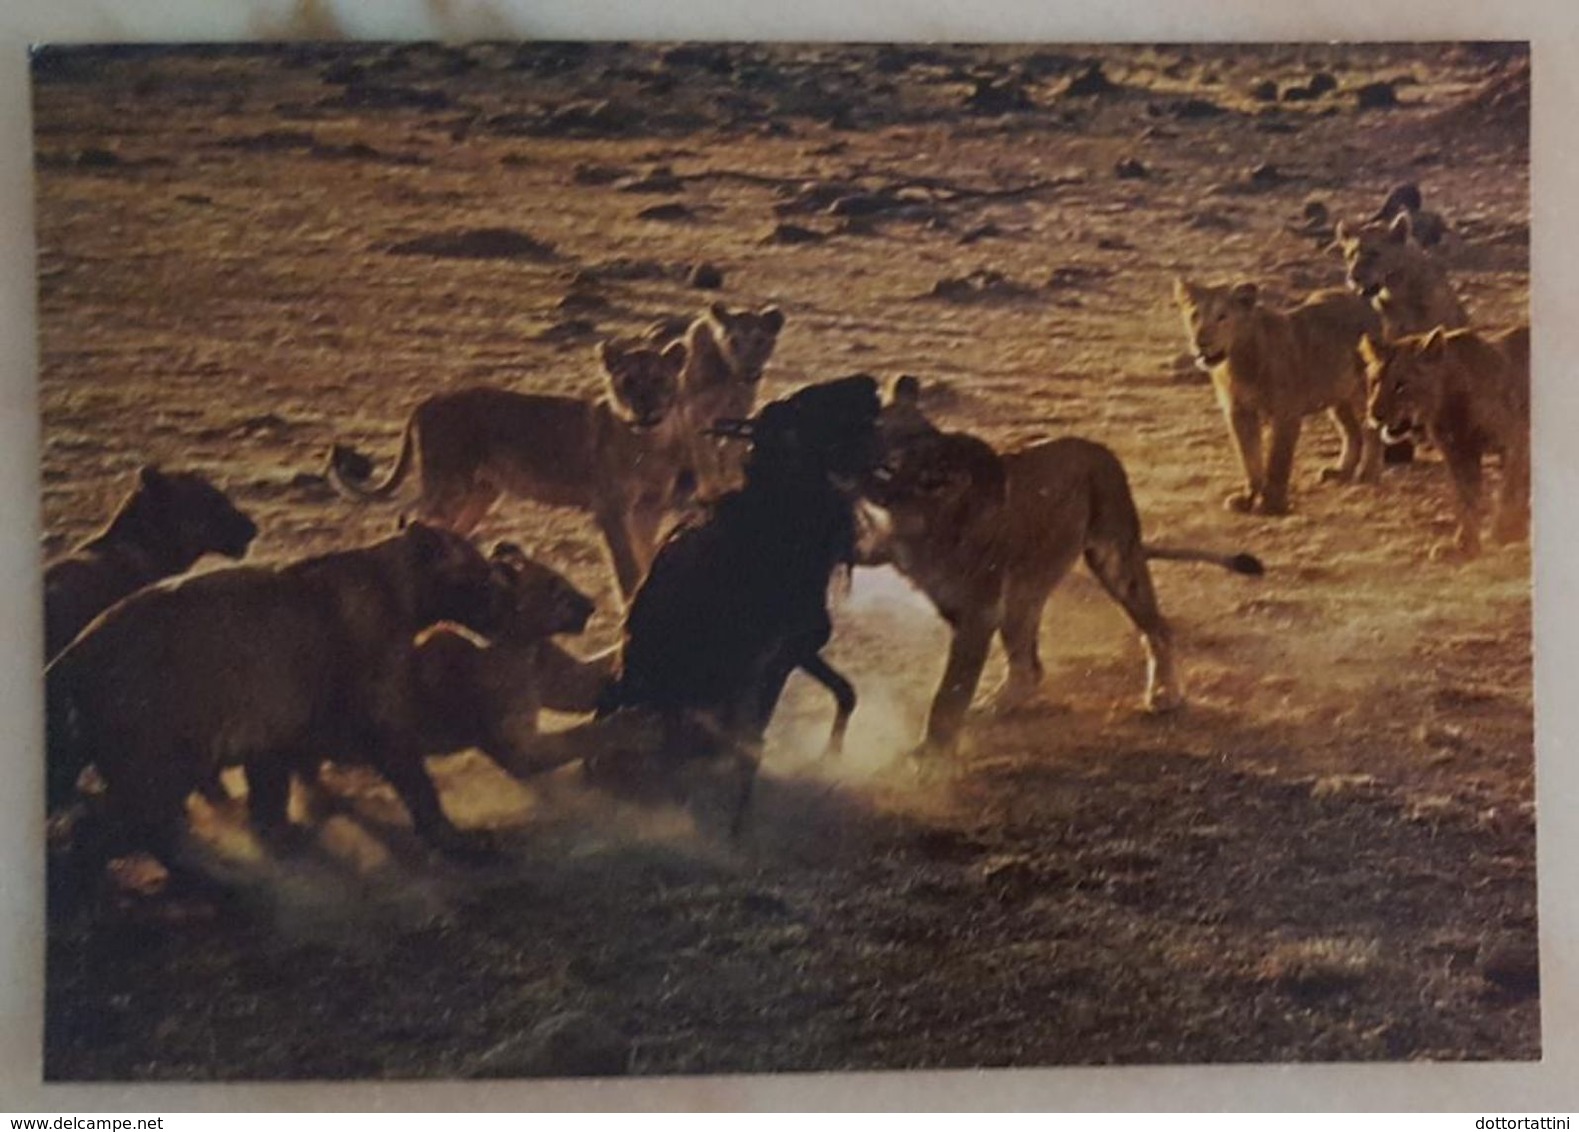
[799, 653, 857, 755]
[1083, 539, 1182, 713]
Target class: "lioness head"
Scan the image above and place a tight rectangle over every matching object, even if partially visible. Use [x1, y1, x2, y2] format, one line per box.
[597, 339, 686, 430]
[486, 541, 596, 641]
[706, 302, 786, 383]
[134, 465, 258, 562]
[401, 521, 501, 635]
[1360, 328, 1449, 444]
[863, 422, 1006, 555]
[876, 374, 939, 449]
[1173, 278, 1259, 370]
[1334, 213, 1414, 301]
[863, 376, 1005, 553]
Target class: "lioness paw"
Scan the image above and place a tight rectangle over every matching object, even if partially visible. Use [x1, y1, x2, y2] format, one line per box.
[1224, 491, 1257, 513]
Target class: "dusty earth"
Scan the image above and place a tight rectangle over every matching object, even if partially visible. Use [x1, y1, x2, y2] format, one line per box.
[33, 42, 1534, 1078]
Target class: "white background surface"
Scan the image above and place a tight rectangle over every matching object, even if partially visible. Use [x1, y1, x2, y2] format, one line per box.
[0, 0, 1572, 1112]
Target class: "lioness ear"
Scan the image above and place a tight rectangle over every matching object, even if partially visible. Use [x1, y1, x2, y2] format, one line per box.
[1386, 211, 1412, 245]
[659, 339, 688, 369]
[761, 305, 785, 333]
[891, 374, 922, 406]
[595, 340, 619, 371]
[137, 464, 166, 491]
[1172, 276, 1190, 302]
[1420, 326, 1447, 360]
[708, 301, 730, 322]
[1230, 281, 1259, 309]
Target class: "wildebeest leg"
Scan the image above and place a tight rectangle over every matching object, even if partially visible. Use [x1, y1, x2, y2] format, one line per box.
[727, 736, 764, 840]
[799, 653, 856, 755]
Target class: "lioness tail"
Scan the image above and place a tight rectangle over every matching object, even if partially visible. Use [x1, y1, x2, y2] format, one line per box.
[1142, 543, 1264, 576]
[325, 420, 416, 502]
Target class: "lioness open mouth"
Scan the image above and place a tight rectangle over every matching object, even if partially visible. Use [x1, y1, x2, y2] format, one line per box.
[1379, 420, 1416, 445]
[1195, 350, 1227, 369]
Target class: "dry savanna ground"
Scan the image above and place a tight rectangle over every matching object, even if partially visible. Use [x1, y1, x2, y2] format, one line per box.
[33, 42, 1533, 1078]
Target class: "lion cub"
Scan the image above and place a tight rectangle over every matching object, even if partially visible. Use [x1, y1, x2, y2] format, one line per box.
[328, 339, 690, 598]
[1174, 278, 1383, 515]
[1361, 325, 1530, 560]
[414, 543, 615, 777]
[1334, 213, 1469, 339]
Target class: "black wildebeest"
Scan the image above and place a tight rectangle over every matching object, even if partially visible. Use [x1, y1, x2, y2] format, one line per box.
[499, 374, 881, 832]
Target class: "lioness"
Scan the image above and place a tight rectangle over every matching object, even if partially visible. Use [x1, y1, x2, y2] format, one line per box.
[861, 378, 1263, 755]
[662, 303, 785, 495]
[413, 542, 616, 773]
[44, 465, 257, 661]
[1334, 213, 1469, 339]
[46, 522, 506, 892]
[327, 338, 692, 599]
[1173, 278, 1383, 515]
[1361, 324, 1530, 559]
